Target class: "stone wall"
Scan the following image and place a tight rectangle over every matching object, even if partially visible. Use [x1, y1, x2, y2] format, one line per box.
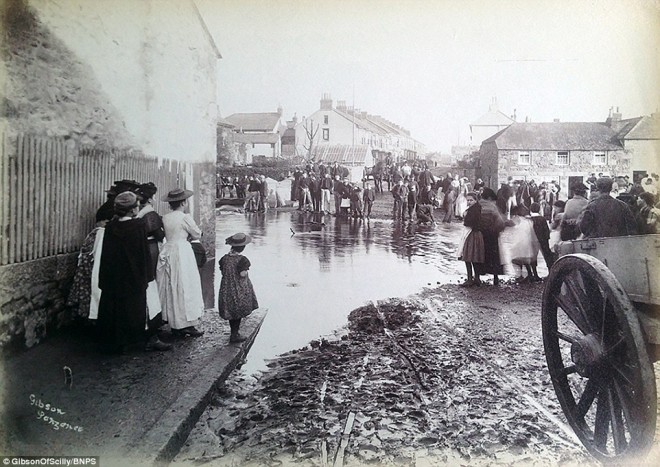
[0, 253, 77, 348]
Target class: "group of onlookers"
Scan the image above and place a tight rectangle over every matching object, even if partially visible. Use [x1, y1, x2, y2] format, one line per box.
[455, 171, 660, 287]
[68, 179, 207, 354]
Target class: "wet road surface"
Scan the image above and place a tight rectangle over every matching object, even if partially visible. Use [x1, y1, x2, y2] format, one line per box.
[216, 209, 468, 375]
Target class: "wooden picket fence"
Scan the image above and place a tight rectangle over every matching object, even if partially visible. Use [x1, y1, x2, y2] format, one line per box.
[0, 133, 191, 265]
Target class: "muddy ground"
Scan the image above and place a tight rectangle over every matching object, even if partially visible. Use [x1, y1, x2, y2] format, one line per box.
[174, 279, 660, 466]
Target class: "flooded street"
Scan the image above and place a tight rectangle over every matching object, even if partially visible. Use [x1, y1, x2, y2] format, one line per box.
[215, 209, 467, 375]
[175, 208, 592, 467]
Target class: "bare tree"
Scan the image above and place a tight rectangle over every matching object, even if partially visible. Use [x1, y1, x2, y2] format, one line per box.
[302, 119, 320, 161]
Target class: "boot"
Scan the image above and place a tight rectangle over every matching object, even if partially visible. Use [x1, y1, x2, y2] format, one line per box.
[229, 331, 247, 343]
[145, 335, 173, 351]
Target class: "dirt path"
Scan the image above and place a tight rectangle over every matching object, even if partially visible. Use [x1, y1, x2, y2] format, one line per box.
[176, 281, 657, 466]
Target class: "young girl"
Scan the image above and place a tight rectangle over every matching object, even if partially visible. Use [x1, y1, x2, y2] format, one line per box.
[218, 232, 259, 343]
[458, 192, 484, 287]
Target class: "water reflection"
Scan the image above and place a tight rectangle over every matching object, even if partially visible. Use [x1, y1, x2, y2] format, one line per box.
[216, 209, 465, 375]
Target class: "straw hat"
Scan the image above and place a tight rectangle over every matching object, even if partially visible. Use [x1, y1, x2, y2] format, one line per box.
[161, 188, 193, 202]
[225, 232, 252, 247]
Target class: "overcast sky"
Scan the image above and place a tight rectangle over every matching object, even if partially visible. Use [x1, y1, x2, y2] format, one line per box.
[197, 0, 660, 152]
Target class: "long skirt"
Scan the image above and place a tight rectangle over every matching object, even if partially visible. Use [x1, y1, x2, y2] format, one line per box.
[475, 231, 503, 276]
[460, 229, 485, 263]
[157, 240, 204, 329]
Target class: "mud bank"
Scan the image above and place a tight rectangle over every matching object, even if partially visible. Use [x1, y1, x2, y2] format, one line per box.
[176, 281, 613, 466]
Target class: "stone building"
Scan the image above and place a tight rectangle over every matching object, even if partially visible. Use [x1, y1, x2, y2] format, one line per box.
[479, 121, 630, 196]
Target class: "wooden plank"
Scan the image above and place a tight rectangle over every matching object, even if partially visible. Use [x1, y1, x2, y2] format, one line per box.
[26, 135, 35, 260]
[19, 134, 27, 261]
[0, 132, 7, 265]
[55, 138, 63, 254]
[44, 138, 53, 256]
[35, 137, 44, 259]
[8, 136, 18, 264]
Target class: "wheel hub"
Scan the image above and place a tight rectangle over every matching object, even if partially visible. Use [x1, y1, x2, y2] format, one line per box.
[571, 333, 605, 377]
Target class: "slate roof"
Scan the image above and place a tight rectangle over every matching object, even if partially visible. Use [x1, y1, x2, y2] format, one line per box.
[233, 133, 280, 144]
[471, 110, 514, 127]
[312, 144, 372, 165]
[482, 122, 623, 151]
[226, 112, 281, 132]
[618, 115, 660, 140]
[608, 117, 643, 139]
[217, 117, 235, 128]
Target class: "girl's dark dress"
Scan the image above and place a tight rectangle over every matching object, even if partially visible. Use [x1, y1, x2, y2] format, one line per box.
[461, 202, 485, 263]
[475, 200, 505, 276]
[97, 217, 150, 351]
[218, 252, 259, 320]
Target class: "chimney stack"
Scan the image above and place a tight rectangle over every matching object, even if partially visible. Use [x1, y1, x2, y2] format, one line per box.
[320, 93, 333, 110]
[337, 100, 347, 111]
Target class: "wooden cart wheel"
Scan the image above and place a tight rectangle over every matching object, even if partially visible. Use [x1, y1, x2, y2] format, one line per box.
[542, 254, 656, 462]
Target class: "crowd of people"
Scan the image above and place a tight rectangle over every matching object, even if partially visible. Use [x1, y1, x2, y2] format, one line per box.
[68, 179, 259, 354]
[454, 172, 660, 287]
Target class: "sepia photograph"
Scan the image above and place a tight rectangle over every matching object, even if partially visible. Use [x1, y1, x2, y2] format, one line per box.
[1, 0, 659, 465]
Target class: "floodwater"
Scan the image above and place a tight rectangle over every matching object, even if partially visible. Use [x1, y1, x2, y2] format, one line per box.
[215, 209, 467, 376]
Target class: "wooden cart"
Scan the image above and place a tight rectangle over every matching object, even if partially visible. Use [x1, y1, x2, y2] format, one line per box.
[542, 234, 660, 462]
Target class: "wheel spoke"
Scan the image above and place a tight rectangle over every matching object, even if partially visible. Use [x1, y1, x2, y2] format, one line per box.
[600, 296, 608, 347]
[611, 378, 636, 434]
[607, 386, 628, 454]
[611, 365, 634, 387]
[602, 336, 625, 358]
[555, 330, 579, 344]
[594, 388, 611, 450]
[564, 274, 597, 332]
[576, 378, 599, 419]
[556, 293, 589, 334]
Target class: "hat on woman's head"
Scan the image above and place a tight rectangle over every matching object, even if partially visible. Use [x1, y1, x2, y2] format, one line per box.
[114, 179, 141, 193]
[137, 182, 158, 200]
[114, 191, 139, 210]
[225, 232, 252, 246]
[480, 187, 497, 201]
[161, 187, 193, 202]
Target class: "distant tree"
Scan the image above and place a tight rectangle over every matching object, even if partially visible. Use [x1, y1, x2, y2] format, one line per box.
[457, 151, 481, 168]
[302, 119, 320, 161]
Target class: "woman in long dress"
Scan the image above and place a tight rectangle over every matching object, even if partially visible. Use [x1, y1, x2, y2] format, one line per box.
[97, 192, 152, 353]
[474, 188, 506, 285]
[457, 192, 484, 287]
[454, 177, 470, 219]
[157, 188, 205, 337]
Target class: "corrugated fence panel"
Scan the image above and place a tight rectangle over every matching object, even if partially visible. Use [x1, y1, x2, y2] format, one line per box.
[0, 134, 188, 265]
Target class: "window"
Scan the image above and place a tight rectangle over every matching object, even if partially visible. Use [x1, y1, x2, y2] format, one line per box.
[518, 151, 530, 165]
[593, 151, 607, 165]
[556, 151, 569, 165]
[323, 115, 329, 124]
[322, 128, 329, 141]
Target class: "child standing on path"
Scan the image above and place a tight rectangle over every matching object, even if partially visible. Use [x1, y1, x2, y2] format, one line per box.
[218, 233, 259, 343]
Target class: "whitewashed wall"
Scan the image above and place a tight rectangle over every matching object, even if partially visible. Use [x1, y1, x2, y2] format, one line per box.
[29, 0, 219, 163]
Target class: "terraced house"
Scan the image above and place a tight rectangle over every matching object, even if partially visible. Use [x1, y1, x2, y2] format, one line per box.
[295, 94, 426, 168]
